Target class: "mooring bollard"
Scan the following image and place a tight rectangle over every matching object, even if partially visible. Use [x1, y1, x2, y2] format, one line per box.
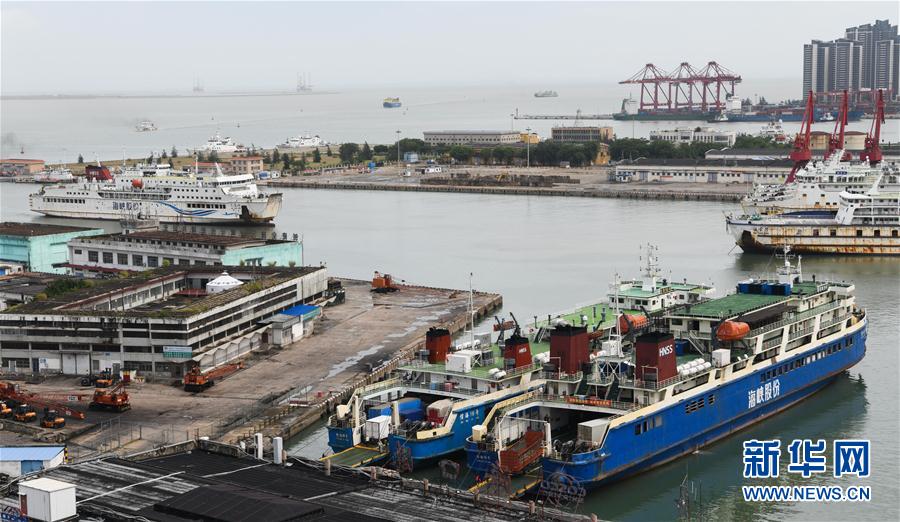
[324, 458, 331, 476]
[423, 479, 429, 495]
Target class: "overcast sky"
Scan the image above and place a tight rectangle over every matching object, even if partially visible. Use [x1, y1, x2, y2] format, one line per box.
[1, 1, 896, 94]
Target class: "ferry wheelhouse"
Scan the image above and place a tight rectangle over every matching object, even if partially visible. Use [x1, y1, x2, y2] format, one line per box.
[29, 163, 282, 224]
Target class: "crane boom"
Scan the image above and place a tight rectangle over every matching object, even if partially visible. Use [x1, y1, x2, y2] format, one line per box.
[786, 91, 816, 184]
[826, 90, 849, 160]
[861, 89, 885, 165]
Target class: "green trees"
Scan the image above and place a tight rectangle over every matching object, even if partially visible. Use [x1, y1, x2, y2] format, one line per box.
[312, 148, 321, 163]
[77, 154, 84, 164]
[448, 145, 474, 162]
[171, 146, 178, 158]
[281, 152, 292, 170]
[208, 150, 219, 162]
[339, 143, 360, 163]
[360, 142, 372, 161]
[733, 135, 790, 149]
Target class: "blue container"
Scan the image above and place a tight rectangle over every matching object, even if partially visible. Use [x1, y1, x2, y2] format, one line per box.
[397, 397, 423, 413]
[737, 283, 750, 294]
[367, 403, 392, 419]
[674, 339, 688, 356]
[761, 283, 773, 295]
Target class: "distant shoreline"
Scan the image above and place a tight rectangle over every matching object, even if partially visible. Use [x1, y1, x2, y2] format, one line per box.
[0, 90, 339, 101]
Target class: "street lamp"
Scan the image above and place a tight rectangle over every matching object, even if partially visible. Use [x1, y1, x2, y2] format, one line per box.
[396, 130, 401, 165]
[525, 127, 531, 168]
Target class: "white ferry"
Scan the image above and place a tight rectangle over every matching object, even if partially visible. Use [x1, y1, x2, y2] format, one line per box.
[741, 151, 900, 215]
[278, 134, 325, 149]
[199, 132, 244, 153]
[728, 186, 899, 255]
[757, 119, 788, 143]
[135, 120, 158, 132]
[29, 163, 282, 224]
[33, 167, 75, 184]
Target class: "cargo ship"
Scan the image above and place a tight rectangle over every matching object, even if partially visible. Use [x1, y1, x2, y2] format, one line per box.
[534, 90, 558, 98]
[383, 97, 402, 108]
[468, 250, 866, 490]
[728, 187, 899, 255]
[712, 109, 863, 123]
[741, 150, 900, 215]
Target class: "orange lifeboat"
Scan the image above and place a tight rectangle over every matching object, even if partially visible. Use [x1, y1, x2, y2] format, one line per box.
[717, 321, 750, 341]
[131, 178, 143, 189]
[618, 314, 648, 334]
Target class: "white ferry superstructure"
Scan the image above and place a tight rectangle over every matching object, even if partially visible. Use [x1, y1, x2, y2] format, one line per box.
[742, 151, 900, 215]
[29, 163, 282, 224]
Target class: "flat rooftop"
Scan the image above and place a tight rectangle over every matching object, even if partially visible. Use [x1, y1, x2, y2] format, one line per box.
[6, 442, 570, 521]
[79, 229, 293, 248]
[673, 292, 787, 319]
[4, 265, 323, 317]
[0, 222, 99, 237]
[628, 158, 794, 168]
[424, 130, 519, 135]
[0, 272, 64, 298]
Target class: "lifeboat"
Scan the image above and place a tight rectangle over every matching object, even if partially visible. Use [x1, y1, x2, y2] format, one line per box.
[717, 321, 750, 341]
[131, 178, 144, 189]
[618, 314, 648, 334]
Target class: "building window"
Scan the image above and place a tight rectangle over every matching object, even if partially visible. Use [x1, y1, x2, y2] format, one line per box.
[74, 249, 82, 255]
[133, 254, 144, 266]
[856, 230, 863, 237]
[102, 252, 113, 264]
[117, 253, 128, 265]
[88, 250, 99, 262]
[148, 256, 158, 267]
[178, 259, 190, 266]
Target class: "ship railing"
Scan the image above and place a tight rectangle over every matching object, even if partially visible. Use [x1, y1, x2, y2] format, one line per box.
[539, 371, 583, 383]
[819, 313, 852, 330]
[617, 368, 716, 391]
[788, 325, 816, 341]
[762, 336, 783, 350]
[747, 301, 842, 339]
[398, 360, 542, 382]
[401, 381, 482, 396]
[356, 377, 402, 397]
[326, 415, 354, 429]
[530, 394, 639, 415]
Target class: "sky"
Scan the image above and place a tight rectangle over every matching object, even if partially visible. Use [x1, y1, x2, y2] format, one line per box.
[1, 1, 897, 95]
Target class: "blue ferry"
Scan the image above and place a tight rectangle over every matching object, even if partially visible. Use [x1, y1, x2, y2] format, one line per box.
[470, 251, 866, 490]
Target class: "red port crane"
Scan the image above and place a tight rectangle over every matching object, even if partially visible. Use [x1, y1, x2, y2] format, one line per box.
[860, 89, 885, 166]
[786, 91, 816, 184]
[0, 381, 88, 420]
[825, 89, 850, 161]
[620, 64, 672, 112]
[694, 61, 743, 113]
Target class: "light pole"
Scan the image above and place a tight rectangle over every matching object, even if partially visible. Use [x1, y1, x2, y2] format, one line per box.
[396, 130, 401, 165]
[525, 127, 531, 168]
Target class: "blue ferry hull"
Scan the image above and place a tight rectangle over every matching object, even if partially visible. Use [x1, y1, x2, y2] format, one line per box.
[542, 324, 866, 488]
[328, 426, 356, 453]
[388, 401, 492, 469]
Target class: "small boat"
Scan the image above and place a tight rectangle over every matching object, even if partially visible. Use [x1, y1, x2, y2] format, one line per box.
[757, 119, 788, 143]
[383, 97, 402, 108]
[279, 134, 326, 149]
[135, 120, 157, 132]
[33, 167, 75, 184]
[534, 90, 558, 98]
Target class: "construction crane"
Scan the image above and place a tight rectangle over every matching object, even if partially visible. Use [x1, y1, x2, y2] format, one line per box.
[860, 89, 885, 166]
[826, 90, 850, 161]
[786, 90, 816, 184]
[0, 382, 88, 420]
[620, 61, 741, 113]
[89, 382, 131, 412]
[620, 63, 672, 112]
[183, 362, 244, 392]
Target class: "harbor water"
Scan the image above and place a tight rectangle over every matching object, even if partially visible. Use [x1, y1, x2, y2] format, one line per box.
[1, 182, 897, 520]
[3, 82, 898, 163]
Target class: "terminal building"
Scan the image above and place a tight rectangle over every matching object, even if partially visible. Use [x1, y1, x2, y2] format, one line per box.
[649, 127, 736, 147]
[0, 223, 105, 274]
[423, 130, 521, 146]
[614, 158, 792, 184]
[0, 265, 326, 376]
[65, 230, 303, 277]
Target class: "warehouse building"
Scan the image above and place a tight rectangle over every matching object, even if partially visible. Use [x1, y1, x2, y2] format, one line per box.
[0, 265, 327, 376]
[0, 223, 105, 274]
[614, 158, 792, 184]
[0, 446, 65, 478]
[0, 159, 45, 176]
[649, 127, 736, 147]
[423, 130, 521, 146]
[551, 126, 614, 143]
[65, 230, 302, 277]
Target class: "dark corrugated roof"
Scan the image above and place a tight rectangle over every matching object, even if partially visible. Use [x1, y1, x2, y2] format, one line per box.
[153, 484, 322, 522]
[0, 222, 99, 237]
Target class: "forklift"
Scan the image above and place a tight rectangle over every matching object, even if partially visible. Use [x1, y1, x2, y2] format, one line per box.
[40, 408, 66, 429]
[13, 404, 37, 423]
[80, 368, 116, 388]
